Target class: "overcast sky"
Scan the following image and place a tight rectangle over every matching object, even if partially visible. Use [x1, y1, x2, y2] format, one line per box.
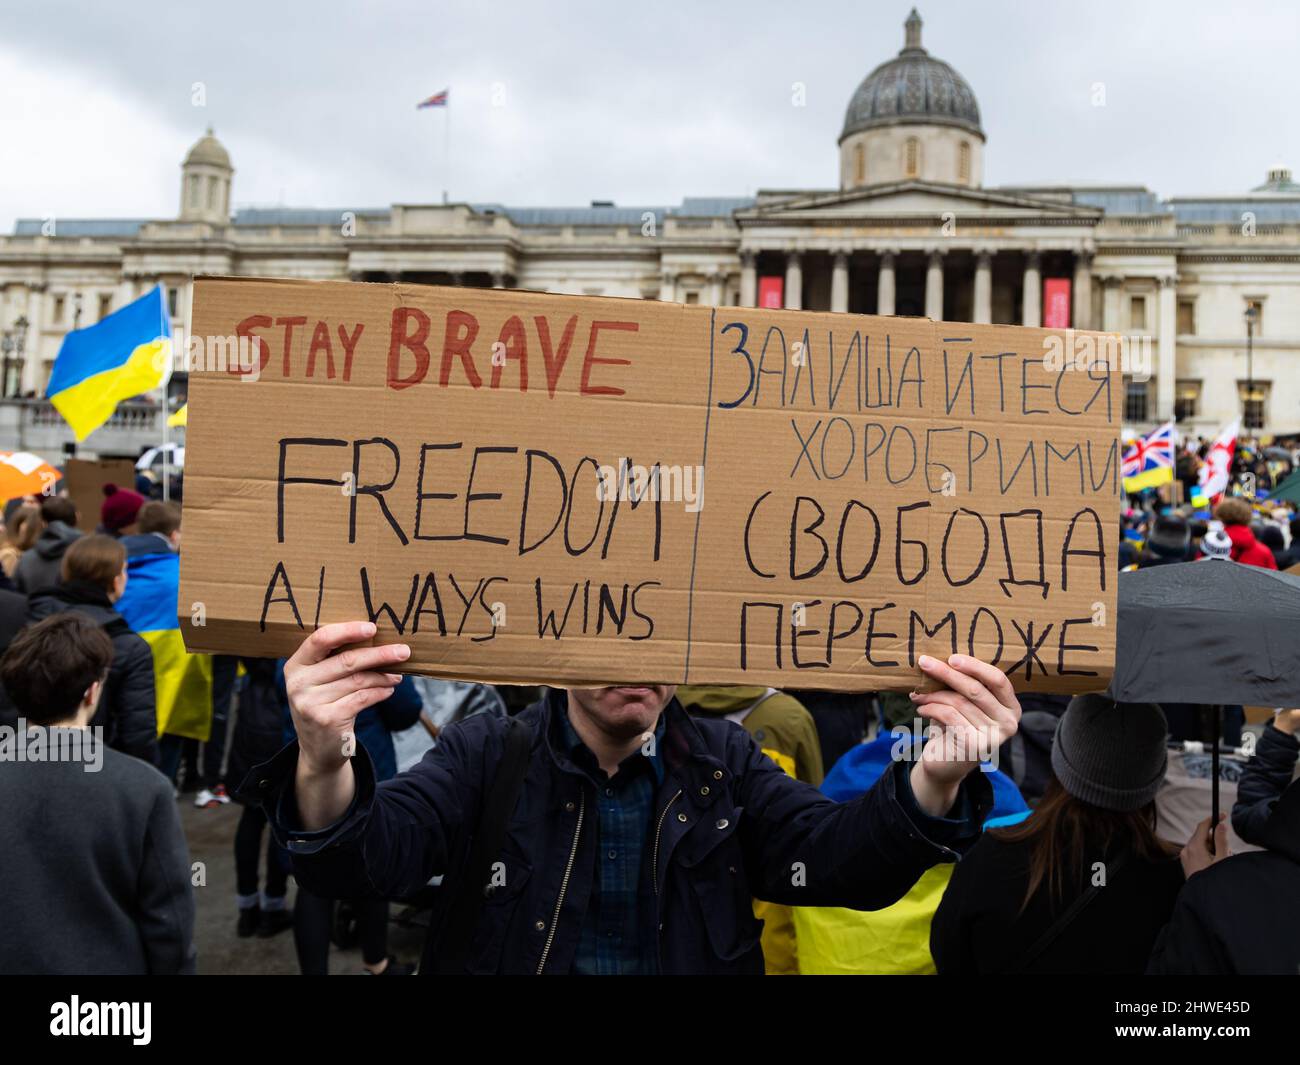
[2, 0, 1297, 232]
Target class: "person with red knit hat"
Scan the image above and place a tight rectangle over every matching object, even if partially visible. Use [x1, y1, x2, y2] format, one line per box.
[99, 484, 145, 538]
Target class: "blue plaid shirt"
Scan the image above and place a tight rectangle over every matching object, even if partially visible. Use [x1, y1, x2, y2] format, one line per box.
[558, 707, 665, 976]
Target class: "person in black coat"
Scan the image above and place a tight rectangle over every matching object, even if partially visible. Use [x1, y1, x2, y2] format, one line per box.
[247, 624, 1008, 975]
[931, 696, 1197, 974]
[1149, 710, 1300, 974]
[226, 658, 295, 939]
[0, 587, 28, 729]
[27, 534, 158, 766]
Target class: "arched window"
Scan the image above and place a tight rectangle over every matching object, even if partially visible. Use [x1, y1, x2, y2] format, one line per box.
[188, 174, 200, 208]
[207, 175, 217, 209]
[905, 137, 920, 178]
[854, 143, 865, 185]
[958, 141, 971, 183]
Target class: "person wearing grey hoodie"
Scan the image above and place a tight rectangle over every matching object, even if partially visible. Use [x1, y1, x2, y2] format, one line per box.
[13, 495, 82, 594]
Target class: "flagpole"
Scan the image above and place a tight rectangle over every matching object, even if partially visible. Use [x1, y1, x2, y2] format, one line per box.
[443, 105, 450, 204]
[160, 284, 173, 503]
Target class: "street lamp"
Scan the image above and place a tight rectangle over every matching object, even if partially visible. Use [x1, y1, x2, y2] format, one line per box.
[1244, 303, 1259, 432]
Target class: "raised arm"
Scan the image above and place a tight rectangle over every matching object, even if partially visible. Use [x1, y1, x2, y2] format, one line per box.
[284, 621, 408, 829]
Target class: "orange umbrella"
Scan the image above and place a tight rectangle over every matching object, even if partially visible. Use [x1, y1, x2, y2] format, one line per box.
[0, 450, 62, 504]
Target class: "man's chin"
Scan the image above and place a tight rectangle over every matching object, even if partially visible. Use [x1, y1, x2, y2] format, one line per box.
[598, 686, 669, 726]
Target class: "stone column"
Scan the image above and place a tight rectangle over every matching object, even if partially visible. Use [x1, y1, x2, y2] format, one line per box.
[830, 251, 850, 313]
[1072, 250, 1093, 330]
[709, 271, 726, 307]
[924, 249, 944, 320]
[448, 271, 465, 286]
[659, 270, 676, 302]
[877, 250, 897, 316]
[1022, 251, 1041, 327]
[1158, 275, 1177, 421]
[739, 251, 757, 308]
[1102, 275, 1123, 332]
[491, 272, 507, 289]
[21, 284, 45, 396]
[973, 249, 994, 324]
[784, 251, 802, 310]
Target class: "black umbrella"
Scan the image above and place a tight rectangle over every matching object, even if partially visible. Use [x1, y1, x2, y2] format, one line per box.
[1110, 559, 1300, 831]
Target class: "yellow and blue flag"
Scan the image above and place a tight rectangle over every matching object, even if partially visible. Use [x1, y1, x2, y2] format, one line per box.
[116, 544, 213, 741]
[46, 285, 171, 441]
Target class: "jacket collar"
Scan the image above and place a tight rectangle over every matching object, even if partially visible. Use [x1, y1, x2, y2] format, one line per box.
[535, 689, 730, 800]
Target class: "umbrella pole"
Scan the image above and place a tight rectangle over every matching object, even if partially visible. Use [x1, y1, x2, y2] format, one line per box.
[1211, 705, 1221, 853]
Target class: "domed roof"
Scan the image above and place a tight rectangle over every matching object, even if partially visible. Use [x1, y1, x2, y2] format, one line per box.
[184, 127, 231, 169]
[840, 10, 982, 142]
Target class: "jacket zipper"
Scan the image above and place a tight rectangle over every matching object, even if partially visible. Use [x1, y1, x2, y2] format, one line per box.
[535, 791, 584, 975]
[652, 789, 683, 896]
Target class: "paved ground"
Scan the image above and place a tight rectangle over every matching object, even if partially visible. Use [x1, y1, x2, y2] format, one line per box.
[180, 797, 424, 975]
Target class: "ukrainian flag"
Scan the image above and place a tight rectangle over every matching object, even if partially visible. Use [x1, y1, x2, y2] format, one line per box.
[46, 285, 171, 442]
[116, 544, 213, 741]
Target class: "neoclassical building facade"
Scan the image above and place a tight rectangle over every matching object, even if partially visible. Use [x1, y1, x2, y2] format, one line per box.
[3, 9, 1298, 451]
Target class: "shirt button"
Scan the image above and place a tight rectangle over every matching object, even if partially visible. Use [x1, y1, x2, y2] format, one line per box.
[564, 801, 575, 812]
[713, 770, 723, 780]
[716, 818, 729, 830]
[605, 787, 614, 797]
[535, 920, 546, 932]
[607, 850, 617, 860]
[677, 812, 688, 823]
[699, 786, 710, 796]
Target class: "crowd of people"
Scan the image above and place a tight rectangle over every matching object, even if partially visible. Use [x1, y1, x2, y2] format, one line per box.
[0, 439, 1297, 977]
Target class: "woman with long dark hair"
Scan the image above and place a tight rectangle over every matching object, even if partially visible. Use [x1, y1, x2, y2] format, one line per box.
[931, 695, 1188, 974]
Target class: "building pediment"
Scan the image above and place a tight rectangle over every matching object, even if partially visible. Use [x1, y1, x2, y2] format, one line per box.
[736, 180, 1102, 224]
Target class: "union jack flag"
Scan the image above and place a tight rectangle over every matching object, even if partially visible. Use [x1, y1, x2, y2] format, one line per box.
[417, 89, 449, 109]
[1122, 421, 1176, 491]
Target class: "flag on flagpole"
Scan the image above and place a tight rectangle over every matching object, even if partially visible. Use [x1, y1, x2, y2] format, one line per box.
[167, 403, 187, 428]
[1194, 419, 1239, 506]
[417, 89, 449, 108]
[45, 285, 171, 442]
[1121, 421, 1176, 493]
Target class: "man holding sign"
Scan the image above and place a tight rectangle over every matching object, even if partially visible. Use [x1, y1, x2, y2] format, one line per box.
[249, 621, 1019, 975]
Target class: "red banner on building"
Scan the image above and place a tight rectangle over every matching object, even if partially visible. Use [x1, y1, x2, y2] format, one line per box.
[758, 276, 784, 309]
[1043, 277, 1072, 329]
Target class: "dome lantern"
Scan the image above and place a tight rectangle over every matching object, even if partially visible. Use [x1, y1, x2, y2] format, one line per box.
[179, 127, 233, 224]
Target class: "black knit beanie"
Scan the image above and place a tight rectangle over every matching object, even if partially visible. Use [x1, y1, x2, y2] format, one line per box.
[1051, 694, 1168, 811]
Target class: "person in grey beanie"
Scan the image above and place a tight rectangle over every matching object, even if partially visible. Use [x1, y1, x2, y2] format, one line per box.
[932, 694, 1223, 974]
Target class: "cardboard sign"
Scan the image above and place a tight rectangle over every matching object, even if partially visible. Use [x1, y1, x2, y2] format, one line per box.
[63, 457, 138, 531]
[180, 277, 1121, 692]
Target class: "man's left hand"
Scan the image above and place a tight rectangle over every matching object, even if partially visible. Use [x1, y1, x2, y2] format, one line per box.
[907, 654, 1022, 818]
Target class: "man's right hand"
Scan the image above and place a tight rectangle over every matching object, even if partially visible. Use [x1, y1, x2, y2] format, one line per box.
[285, 621, 410, 828]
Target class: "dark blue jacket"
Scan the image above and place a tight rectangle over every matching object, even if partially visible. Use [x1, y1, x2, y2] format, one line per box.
[249, 689, 992, 975]
[1232, 722, 1299, 846]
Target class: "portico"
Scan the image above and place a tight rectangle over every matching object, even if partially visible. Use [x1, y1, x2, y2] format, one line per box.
[735, 183, 1101, 328]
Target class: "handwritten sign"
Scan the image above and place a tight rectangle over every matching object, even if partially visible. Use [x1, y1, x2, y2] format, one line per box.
[179, 277, 1121, 692]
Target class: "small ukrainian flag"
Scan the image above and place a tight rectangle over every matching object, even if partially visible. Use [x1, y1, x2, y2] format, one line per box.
[116, 544, 213, 741]
[46, 285, 171, 441]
